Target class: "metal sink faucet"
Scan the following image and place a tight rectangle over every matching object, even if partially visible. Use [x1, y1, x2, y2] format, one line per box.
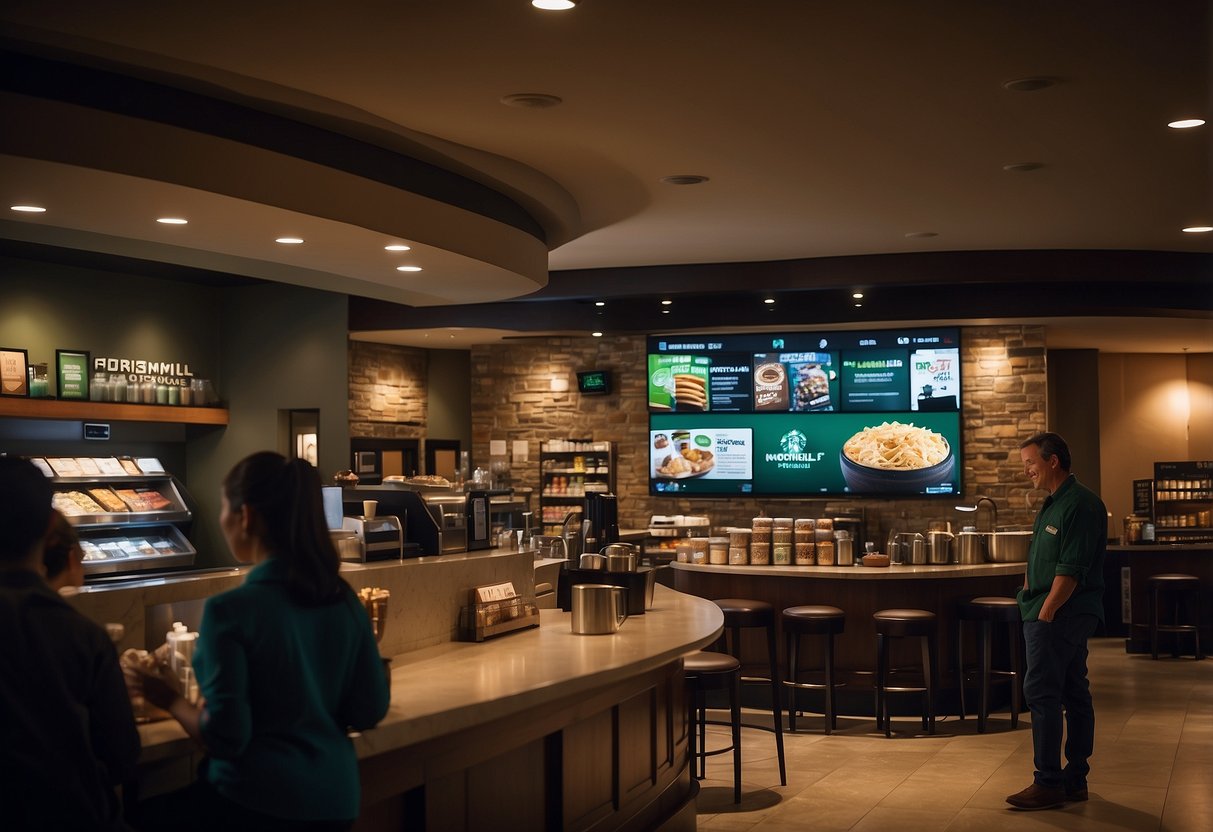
[975, 497, 998, 532]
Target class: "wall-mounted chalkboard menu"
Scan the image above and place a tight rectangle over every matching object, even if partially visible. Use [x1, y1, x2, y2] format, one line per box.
[1132, 479, 1154, 516]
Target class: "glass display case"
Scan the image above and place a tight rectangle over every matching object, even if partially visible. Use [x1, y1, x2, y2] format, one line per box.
[35, 455, 197, 577]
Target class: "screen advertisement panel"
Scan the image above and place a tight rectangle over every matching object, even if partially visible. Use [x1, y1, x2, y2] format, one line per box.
[647, 327, 961, 497]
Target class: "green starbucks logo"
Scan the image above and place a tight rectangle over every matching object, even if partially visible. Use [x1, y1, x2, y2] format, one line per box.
[780, 430, 808, 454]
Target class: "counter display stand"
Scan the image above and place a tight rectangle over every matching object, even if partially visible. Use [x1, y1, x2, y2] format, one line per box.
[1152, 461, 1213, 544]
[538, 440, 615, 537]
[39, 456, 197, 577]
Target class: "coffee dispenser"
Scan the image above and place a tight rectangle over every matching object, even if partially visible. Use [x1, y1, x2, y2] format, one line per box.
[583, 492, 619, 548]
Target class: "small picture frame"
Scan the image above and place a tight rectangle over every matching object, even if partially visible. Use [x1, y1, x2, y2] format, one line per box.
[56, 350, 91, 401]
[0, 348, 29, 397]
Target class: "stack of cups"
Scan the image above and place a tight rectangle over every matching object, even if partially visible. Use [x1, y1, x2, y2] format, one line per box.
[750, 517, 772, 564]
[727, 527, 751, 564]
[794, 518, 816, 565]
[772, 518, 793, 565]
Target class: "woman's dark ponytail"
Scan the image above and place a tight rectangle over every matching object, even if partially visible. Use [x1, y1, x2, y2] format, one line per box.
[224, 452, 344, 606]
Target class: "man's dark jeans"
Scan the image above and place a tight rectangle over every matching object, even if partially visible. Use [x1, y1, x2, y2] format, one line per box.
[1022, 614, 1099, 790]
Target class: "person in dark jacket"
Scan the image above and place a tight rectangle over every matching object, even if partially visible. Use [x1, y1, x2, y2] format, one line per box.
[128, 452, 390, 831]
[0, 457, 141, 831]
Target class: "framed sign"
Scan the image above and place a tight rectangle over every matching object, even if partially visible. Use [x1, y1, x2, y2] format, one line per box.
[0, 348, 29, 397]
[56, 349, 90, 401]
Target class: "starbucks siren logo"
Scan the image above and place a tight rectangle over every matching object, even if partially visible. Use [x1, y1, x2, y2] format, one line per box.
[780, 430, 808, 454]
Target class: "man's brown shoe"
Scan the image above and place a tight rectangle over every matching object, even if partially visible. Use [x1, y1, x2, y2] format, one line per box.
[1006, 783, 1066, 810]
[1065, 786, 1089, 802]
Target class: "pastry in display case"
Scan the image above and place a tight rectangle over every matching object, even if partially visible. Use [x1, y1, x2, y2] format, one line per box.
[34, 456, 197, 578]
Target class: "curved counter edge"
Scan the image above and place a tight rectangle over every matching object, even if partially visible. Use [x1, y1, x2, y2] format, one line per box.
[670, 560, 1026, 580]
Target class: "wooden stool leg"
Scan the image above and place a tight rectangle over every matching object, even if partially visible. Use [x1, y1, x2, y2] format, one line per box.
[956, 618, 967, 721]
[766, 622, 787, 786]
[979, 619, 992, 733]
[877, 633, 891, 737]
[687, 684, 698, 786]
[786, 630, 799, 732]
[927, 631, 938, 735]
[920, 635, 931, 732]
[1150, 585, 1160, 660]
[1009, 620, 1022, 729]
[825, 631, 836, 733]
[730, 670, 742, 804]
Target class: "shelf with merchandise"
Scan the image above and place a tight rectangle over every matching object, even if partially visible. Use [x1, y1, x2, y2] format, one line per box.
[0, 397, 228, 426]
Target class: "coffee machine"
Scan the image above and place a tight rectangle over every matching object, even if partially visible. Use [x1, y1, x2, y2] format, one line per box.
[583, 492, 619, 550]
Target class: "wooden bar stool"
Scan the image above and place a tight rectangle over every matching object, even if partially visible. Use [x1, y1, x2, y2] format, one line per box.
[956, 596, 1023, 732]
[713, 598, 787, 785]
[781, 605, 846, 734]
[683, 651, 742, 803]
[1147, 574, 1204, 660]
[873, 608, 938, 738]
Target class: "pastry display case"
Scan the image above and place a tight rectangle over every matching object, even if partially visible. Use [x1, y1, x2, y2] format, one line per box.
[35, 455, 197, 578]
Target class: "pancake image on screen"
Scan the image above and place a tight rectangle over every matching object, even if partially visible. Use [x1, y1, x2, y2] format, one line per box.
[843, 421, 949, 470]
[673, 373, 708, 411]
[839, 421, 955, 493]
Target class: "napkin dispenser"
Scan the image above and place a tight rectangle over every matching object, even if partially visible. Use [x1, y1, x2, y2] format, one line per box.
[341, 515, 404, 562]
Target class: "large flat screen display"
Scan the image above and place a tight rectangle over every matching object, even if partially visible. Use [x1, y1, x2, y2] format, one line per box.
[647, 327, 962, 497]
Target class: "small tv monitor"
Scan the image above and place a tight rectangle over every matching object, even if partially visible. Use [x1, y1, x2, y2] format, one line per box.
[577, 370, 611, 395]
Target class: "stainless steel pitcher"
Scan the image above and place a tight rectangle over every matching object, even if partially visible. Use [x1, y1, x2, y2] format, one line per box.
[570, 584, 629, 634]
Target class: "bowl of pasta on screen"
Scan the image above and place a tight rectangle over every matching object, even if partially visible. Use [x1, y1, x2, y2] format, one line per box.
[839, 421, 955, 494]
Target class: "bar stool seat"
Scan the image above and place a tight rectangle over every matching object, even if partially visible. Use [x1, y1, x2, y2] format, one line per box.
[782, 605, 846, 734]
[684, 651, 742, 803]
[873, 608, 938, 738]
[956, 596, 1023, 732]
[713, 599, 787, 785]
[1147, 574, 1204, 660]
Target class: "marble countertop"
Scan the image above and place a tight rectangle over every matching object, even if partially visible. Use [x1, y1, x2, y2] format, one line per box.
[137, 585, 723, 761]
[670, 560, 1026, 580]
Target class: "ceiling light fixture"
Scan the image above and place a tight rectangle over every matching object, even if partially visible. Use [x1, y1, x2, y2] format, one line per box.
[854, 303, 863, 308]
[594, 301, 605, 307]
[396, 265, 424, 272]
[660, 175, 710, 186]
[10, 205, 46, 213]
[592, 331, 603, 337]
[156, 217, 188, 225]
[1002, 76, 1057, 92]
[763, 298, 775, 304]
[500, 93, 563, 108]
[275, 237, 304, 244]
[531, 0, 577, 10]
[852, 292, 864, 299]
[660, 299, 672, 305]
[661, 309, 671, 315]
[1168, 119, 1205, 129]
[1181, 226, 1212, 233]
[384, 244, 411, 251]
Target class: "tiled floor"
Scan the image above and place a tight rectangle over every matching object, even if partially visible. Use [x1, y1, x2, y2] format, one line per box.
[694, 638, 1211, 831]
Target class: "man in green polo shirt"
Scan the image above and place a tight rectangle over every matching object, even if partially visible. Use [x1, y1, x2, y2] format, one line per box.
[1006, 432, 1106, 811]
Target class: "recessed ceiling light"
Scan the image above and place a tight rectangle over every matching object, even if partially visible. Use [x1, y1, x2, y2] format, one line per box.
[592, 331, 603, 337]
[763, 298, 776, 304]
[500, 93, 563, 108]
[384, 244, 411, 251]
[660, 175, 710, 186]
[660, 299, 673, 305]
[276, 237, 304, 244]
[854, 303, 863, 308]
[1002, 76, 1057, 92]
[905, 231, 939, 239]
[1182, 226, 1212, 233]
[1168, 119, 1205, 129]
[594, 301, 605, 307]
[10, 205, 46, 213]
[661, 309, 671, 314]
[396, 265, 424, 272]
[532, 0, 576, 9]
[852, 292, 864, 299]
[156, 217, 188, 225]
[1003, 162, 1044, 172]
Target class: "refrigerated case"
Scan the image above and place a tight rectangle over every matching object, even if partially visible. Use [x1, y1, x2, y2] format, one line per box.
[37, 456, 197, 578]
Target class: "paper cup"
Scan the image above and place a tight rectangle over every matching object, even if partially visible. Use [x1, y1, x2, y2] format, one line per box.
[363, 500, 378, 519]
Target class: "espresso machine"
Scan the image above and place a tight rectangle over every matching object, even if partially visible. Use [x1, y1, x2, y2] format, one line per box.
[583, 492, 619, 551]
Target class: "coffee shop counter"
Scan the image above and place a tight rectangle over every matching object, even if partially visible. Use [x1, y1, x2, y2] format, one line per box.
[136, 585, 722, 832]
[671, 560, 1026, 716]
[1102, 543, 1213, 647]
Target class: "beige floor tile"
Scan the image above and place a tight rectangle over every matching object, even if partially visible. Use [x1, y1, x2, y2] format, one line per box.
[1161, 783, 1213, 832]
[752, 795, 871, 831]
[851, 806, 956, 832]
[878, 776, 983, 812]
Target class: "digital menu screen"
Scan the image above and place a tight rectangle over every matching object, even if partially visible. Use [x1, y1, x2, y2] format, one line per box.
[647, 327, 962, 497]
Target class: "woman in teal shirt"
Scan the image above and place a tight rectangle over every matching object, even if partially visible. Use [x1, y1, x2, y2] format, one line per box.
[130, 453, 390, 831]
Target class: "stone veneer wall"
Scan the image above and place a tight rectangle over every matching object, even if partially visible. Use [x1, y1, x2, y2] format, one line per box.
[471, 325, 1047, 545]
[348, 340, 429, 439]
